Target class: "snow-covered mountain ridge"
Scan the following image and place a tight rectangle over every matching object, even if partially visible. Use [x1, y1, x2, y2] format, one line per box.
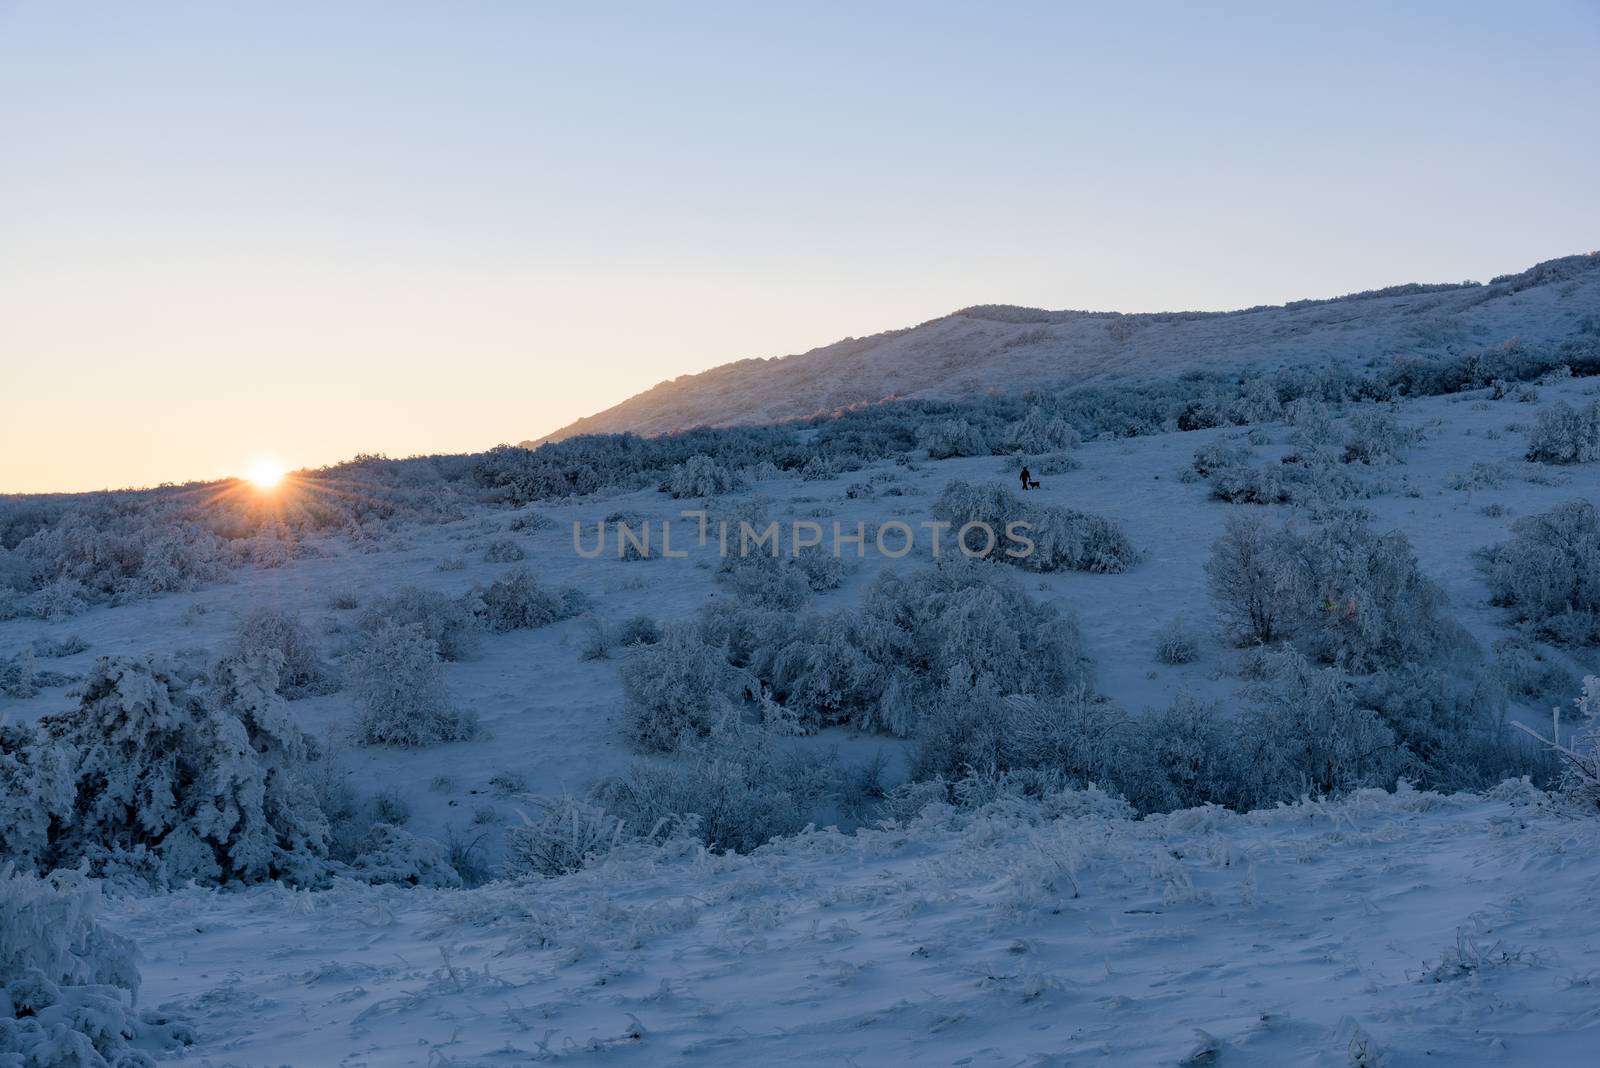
[531, 253, 1600, 444]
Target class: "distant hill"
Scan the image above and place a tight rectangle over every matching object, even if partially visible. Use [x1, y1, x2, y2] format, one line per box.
[528, 253, 1600, 444]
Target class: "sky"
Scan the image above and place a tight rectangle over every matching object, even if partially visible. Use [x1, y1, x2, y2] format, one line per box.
[1, 1, 1597, 494]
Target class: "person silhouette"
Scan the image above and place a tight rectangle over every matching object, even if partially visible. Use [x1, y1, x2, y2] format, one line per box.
[1019, 466, 1032, 491]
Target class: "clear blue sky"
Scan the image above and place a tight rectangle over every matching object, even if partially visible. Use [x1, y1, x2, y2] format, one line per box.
[2, 1, 1597, 492]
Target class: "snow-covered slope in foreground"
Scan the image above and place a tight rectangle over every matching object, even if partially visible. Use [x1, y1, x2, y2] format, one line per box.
[118, 782, 1598, 1066]
[532, 253, 1600, 443]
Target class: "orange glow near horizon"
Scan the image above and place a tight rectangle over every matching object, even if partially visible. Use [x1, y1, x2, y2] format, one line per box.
[246, 460, 286, 491]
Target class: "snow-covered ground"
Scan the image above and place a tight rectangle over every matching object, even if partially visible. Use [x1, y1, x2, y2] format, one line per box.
[4, 374, 1599, 1064]
[110, 784, 1600, 1066]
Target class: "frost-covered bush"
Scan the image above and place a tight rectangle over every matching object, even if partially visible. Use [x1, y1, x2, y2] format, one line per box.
[474, 568, 584, 632]
[1481, 500, 1600, 645]
[0, 648, 74, 700]
[1233, 650, 1404, 805]
[665, 454, 746, 498]
[1524, 399, 1600, 464]
[36, 653, 330, 885]
[746, 557, 1092, 737]
[1287, 396, 1338, 449]
[0, 865, 191, 1065]
[482, 537, 526, 562]
[1134, 694, 1240, 811]
[792, 543, 845, 592]
[348, 823, 463, 888]
[996, 406, 1080, 454]
[1342, 408, 1419, 465]
[1357, 665, 1540, 791]
[919, 418, 989, 459]
[359, 586, 479, 661]
[614, 613, 661, 647]
[1207, 512, 1460, 672]
[911, 677, 1125, 787]
[0, 725, 74, 870]
[619, 625, 749, 751]
[593, 735, 826, 853]
[718, 550, 811, 611]
[1154, 618, 1200, 665]
[503, 795, 628, 877]
[236, 607, 339, 698]
[351, 623, 475, 748]
[931, 480, 1136, 574]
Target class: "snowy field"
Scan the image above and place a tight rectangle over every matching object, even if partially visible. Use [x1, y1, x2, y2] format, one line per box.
[4, 371, 1599, 1065]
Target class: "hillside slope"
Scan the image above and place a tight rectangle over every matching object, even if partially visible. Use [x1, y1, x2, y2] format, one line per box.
[531, 253, 1600, 444]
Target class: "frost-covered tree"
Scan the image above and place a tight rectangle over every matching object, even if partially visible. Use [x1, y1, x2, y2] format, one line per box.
[351, 623, 474, 748]
[0, 724, 74, 871]
[1206, 513, 1300, 645]
[38, 654, 329, 885]
[1524, 399, 1600, 464]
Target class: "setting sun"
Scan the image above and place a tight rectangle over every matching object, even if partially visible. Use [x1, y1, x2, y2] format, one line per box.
[246, 460, 285, 490]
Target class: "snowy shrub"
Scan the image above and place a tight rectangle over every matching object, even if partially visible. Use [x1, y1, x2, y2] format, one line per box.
[359, 586, 479, 661]
[1524, 399, 1600, 464]
[931, 480, 1136, 574]
[475, 568, 584, 632]
[997, 406, 1080, 454]
[36, 653, 330, 885]
[1481, 500, 1600, 645]
[619, 625, 749, 752]
[719, 551, 810, 610]
[614, 613, 661, 647]
[1445, 462, 1508, 491]
[799, 455, 843, 481]
[1357, 665, 1541, 791]
[1287, 396, 1338, 449]
[349, 823, 463, 888]
[792, 543, 846, 591]
[0, 648, 74, 700]
[1133, 694, 1241, 811]
[0, 865, 192, 1065]
[1342, 408, 1418, 465]
[351, 623, 475, 748]
[910, 676, 1126, 787]
[593, 735, 825, 853]
[1492, 638, 1579, 702]
[503, 795, 628, 877]
[665, 454, 746, 498]
[748, 557, 1092, 738]
[482, 537, 526, 562]
[919, 418, 989, 459]
[1233, 650, 1404, 805]
[1512, 677, 1600, 810]
[1208, 512, 1459, 672]
[0, 725, 74, 871]
[1154, 618, 1200, 665]
[236, 607, 339, 698]
[578, 616, 612, 660]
